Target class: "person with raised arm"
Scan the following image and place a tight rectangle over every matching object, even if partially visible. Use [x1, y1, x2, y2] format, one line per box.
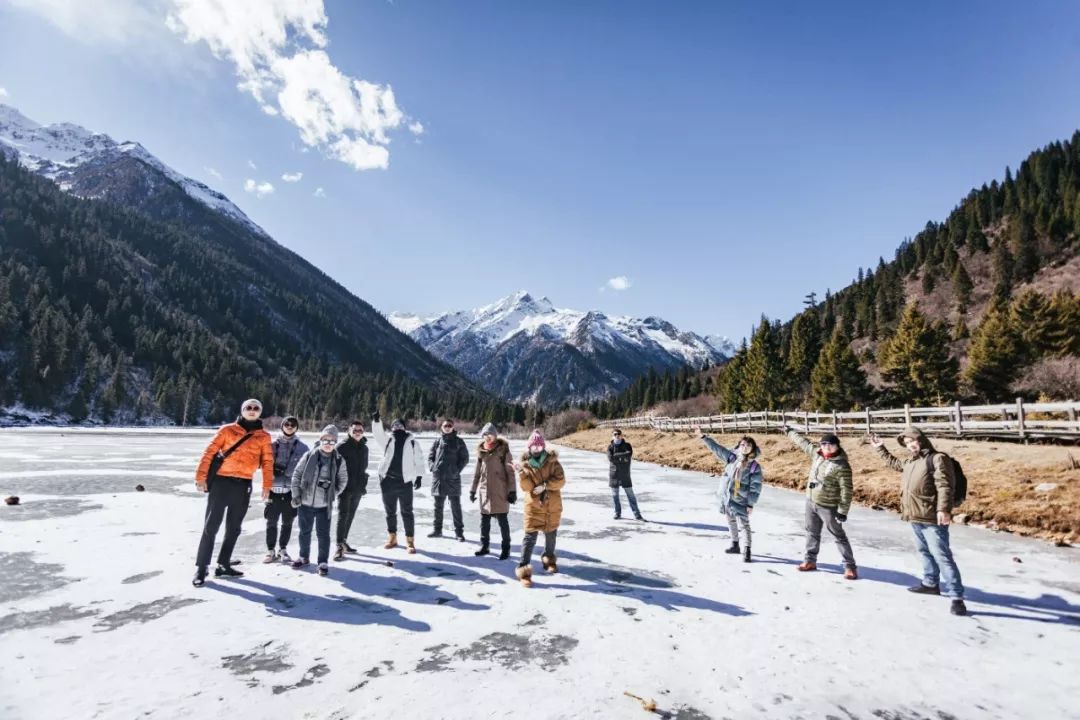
[372, 411, 426, 554]
[695, 426, 762, 562]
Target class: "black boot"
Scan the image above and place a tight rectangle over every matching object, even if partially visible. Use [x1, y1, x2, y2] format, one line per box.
[214, 564, 243, 578]
[724, 542, 741, 554]
[192, 566, 208, 587]
[427, 529, 443, 538]
[950, 599, 968, 616]
[743, 546, 752, 563]
[499, 543, 511, 560]
[474, 544, 490, 557]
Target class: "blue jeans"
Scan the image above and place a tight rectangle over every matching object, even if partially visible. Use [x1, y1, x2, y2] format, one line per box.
[910, 522, 965, 599]
[612, 487, 641, 518]
[298, 505, 331, 564]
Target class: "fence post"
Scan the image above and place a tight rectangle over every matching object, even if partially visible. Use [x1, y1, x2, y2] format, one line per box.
[1069, 401, 1078, 432]
[954, 401, 963, 435]
[1017, 397, 1026, 442]
[832, 410, 838, 434]
[903, 403, 912, 426]
[865, 407, 872, 435]
[803, 411, 809, 433]
[764, 410, 770, 432]
[719, 414, 725, 433]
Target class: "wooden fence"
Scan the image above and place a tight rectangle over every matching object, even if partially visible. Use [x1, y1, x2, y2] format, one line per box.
[595, 398, 1080, 441]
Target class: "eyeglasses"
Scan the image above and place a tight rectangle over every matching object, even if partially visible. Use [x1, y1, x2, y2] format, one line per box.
[320, 439, 337, 446]
[283, 423, 297, 429]
[442, 425, 454, 429]
[243, 405, 260, 412]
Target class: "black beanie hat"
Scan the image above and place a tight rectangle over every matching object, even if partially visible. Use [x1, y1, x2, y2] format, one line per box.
[819, 433, 841, 446]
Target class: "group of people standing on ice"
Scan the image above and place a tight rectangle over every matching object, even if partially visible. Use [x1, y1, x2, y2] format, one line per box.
[192, 400, 568, 589]
[696, 424, 968, 616]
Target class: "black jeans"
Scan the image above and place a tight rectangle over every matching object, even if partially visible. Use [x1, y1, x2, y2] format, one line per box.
[195, 477, 251, 568]
[336, 487, 364, 544]
[434, 494, 464, 536]
[264, 491, 296, 551]
[298, 505, 331, 564]
[381, 480, 415, 536]
[480, 512, 511, 551]
[520, 529, 557, 565]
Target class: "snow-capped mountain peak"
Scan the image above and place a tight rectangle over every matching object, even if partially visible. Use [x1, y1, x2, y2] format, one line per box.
[389, 291, 729, 405]
[0, 103, 264, 235]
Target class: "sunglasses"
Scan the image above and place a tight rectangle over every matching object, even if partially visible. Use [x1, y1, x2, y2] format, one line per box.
[442, 424, 454, 429]
[242, 405, 260, 412]
[320, 439, 337, 446]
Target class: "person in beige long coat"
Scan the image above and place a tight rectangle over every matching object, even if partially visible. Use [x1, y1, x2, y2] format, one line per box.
[470, 423, 516, 560]
[515, 429, 566, 587]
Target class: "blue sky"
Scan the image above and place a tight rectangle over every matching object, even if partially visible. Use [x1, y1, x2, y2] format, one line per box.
[1, 1, 1078, 342]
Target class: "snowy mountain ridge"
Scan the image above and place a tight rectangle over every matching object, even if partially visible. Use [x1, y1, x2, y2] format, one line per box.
[0, 104, 264, 235]
[389, 291, 731, 406]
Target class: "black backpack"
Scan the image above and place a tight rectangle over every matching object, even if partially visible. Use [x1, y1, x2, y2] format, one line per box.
[928, 453, 967, 506]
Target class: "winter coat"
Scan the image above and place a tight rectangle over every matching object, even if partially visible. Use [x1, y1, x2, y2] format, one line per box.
[519, 450, 566, 533]
[786, 429, 853, 514]
[701, 436, 763, 509]
[270, 435, 310, 493]
[876, 426, 953, 524]
[372, 420, 427, 484]
[291, 448, 349, 510]
[471, 438, 515, 515]
[428, 431, 470, 496]
[196, 420, 274, 491]
[607, 440, 633, 488]
[337, 436, 370, 494]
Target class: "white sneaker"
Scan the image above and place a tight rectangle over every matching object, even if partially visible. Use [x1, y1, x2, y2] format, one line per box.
[262, 550, 278, 564]
[279, 549, 292, 564]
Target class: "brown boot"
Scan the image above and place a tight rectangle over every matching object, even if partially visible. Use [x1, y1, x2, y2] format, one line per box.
[515, 564, 533, 588]
[384, 533, 398, 550]
[541, 554, 558, 574]
[797, 561, 817, 572]
[844, 566, 858, 580]
[406, 536, 416, 554]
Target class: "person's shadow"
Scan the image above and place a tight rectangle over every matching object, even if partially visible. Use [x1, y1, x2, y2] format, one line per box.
[350, 552, 504, 586]
[207, 577, 431, 631]
[753, 554, 1080, 626]
[330, 565, 491, 611]
[648, 521, 728, 533]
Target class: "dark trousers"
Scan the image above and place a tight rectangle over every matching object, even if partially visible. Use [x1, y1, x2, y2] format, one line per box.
[520, 529, 557, 565]
[336, 488, 364, 544]
[434, 494, 464, 536]
[804, 499, 857, 568]
[381, 480, 415, 536]
[298, 505, 332, 564]
[195, 477, 251, 568]
[480, 512, 511, 551]
[264, 491, 297, 550]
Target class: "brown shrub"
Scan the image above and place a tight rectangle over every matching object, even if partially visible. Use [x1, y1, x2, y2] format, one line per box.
[544, 409, 596, 439]
[1012, 356, 1080, 400]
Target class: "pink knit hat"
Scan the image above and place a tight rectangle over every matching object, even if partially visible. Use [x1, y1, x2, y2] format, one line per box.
[527, 429, 546, 450]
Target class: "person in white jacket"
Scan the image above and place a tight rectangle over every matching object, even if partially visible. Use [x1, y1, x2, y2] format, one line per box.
[372, 412, 427, 554]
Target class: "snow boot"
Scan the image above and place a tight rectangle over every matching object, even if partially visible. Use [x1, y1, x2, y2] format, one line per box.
[541, 554, 558, 574]
[279, 549, 292, 564]
[474, 544, 490, 557]
[743, 546, 752, 563]
[950, 599, 968, 616]
[384, 533, 398, 550]
[427, 530, 443, 538]
[292, 557, 310, 569]
[613, 514, 622, 520]
[797, 561, 817, 572]
[724, 542, 741, 554]
[334, 544, 345, 562]
[214, 564, 243, 578]
[192, 566, 208, 587]
[318, 563, 329, 577]
[908, 584, 941, 595]
[516, 564, 534, 588]
[343, 542, 357, 553]
[634, 514, 645, 521]
[406, 536, 416, 554]
[455, 533, 466, 542]
[263, 550, 278, 564]
[499, 543, 511, 561]
[844, 566, 858, 580]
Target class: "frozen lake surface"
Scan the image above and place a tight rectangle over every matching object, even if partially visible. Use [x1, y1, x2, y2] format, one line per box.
[1, 429, 1078, 719]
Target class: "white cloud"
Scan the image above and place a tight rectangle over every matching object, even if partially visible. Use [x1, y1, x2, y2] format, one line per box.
[247, 159, 257, 170]
[605, 276, 632, 291]
[243, 178, 275, 198]
[408, 120, 424, 135]
[166, 0, 415, 171]
[313, 187, 326, 198]
[204, 166, 222, 180]
[7, 0, 169, 46]
[281, 171, 303, 182]
[0, 87, 8, 98]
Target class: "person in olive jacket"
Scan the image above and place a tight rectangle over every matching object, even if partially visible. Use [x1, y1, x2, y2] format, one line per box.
[427, 418, 470, 541]
[872, 426, 967, 616]
[334, 420, 370, 561]
[784, 425, 858, 580]
[607, 428, 644, 520]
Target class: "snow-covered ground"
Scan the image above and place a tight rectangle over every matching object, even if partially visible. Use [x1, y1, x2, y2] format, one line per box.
[1, 430, 1077, 720]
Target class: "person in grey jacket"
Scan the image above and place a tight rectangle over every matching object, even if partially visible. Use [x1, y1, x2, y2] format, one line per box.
[607, 428, 644, 521]
[427, 418, 470, 541]
[696, 427, 763, 562]
[264, 415, 309, 564]
[290, 425, 349, 576]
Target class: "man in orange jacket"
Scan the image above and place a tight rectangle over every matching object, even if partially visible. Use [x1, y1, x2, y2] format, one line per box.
[193, 398, 275, 587]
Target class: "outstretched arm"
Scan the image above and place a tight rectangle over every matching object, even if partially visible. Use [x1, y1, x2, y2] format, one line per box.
[784, 428, 816, 457]
[701, 435, 736, 465]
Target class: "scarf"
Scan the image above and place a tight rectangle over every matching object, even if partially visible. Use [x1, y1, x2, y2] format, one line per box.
[236, 416, 263, 431]
[528, 450, 548, 469]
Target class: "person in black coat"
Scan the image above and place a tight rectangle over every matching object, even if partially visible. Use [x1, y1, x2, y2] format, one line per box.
[334, 420, 370, 559]
[427, 418, 470, 540]
[608, 428, 644, 520]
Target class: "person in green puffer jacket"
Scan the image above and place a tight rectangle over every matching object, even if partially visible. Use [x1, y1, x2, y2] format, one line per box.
[783, 426, 858, 579]
[871, 426, 967, 617]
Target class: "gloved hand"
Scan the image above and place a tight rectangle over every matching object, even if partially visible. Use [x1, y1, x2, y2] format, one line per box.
[470, 492, 477, 503]
[372, 410, 381, 423]
[836, 512, 848, 523]
[413, 478, 422, 490]
[508, 491, 517, 504]
[532, 484, 546, 496]
[291, 497, 302, 509]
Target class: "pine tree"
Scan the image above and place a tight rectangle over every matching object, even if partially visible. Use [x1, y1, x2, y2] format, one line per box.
[785, 310, 821, 399]
[991, 240, 1014, 304]
[808, 331, 871, 411]
[877, 305, 959, 405]
[952, 261, 973, 312]
[741, 317, 785, 410]
[964, 305, 1022, 401]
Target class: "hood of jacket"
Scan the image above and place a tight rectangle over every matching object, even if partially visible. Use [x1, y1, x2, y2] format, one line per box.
[896, 425, 936, 452]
